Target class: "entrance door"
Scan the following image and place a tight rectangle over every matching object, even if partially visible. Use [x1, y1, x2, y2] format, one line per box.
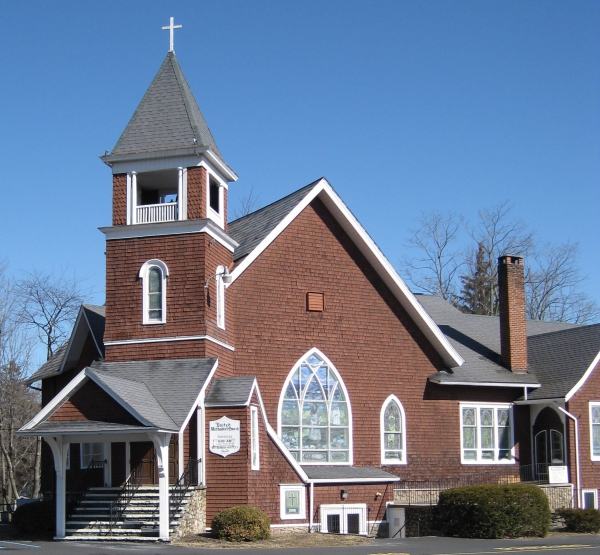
[168, 436, 179, 485]
[130, 441, 156, 484]
[533, 407, 565, 480]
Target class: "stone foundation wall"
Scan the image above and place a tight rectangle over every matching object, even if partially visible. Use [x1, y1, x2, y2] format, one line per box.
[174, 487, 206, 538]
[404, 506, 440, 537]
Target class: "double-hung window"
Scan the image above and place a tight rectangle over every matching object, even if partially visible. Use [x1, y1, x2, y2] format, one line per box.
[460, 404, 514, 463]
[590, 403, 600, 461]
[80, 443, 104, 468]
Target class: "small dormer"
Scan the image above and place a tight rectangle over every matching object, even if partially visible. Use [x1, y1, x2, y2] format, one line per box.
[102, 51, 237, 230]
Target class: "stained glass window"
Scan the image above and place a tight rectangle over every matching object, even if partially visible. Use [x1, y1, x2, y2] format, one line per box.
[140, 260, 168, 324]
[280, 351, 350, 464]
[148, 267, 162, 321]
[381, 396, 405, 463]
[461, 405, 513, 463]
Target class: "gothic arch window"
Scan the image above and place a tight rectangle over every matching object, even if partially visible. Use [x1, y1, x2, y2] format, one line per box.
[278, 349, 352, 465]
[381, 395, 407, 465]
[139, 259, 169, 324]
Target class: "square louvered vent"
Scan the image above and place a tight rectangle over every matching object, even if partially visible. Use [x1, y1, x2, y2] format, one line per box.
[306, 292, 324, 312]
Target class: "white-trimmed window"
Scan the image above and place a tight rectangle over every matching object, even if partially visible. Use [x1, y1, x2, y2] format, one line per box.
[216, 265, 225, 329]
[460, 403, 514, 464]
[582, 489, 598, 509]
[139, 259, 169, 324]
[80, 443, 104, 468]
[590, 403, 600, 461]
[280, 485, 306, 520]
[381, 395, 406, 464]
[251, 406, 260, 470]
[278, 348, 352, 464]
[206, 172, 225, 228]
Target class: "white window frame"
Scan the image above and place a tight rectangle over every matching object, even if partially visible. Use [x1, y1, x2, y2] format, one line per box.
[216, 265, 225, 329]
[589, 402, 600, 461]
[80, 443, 104, 469]
[380, 394, 407, 465]
[206, 171, 225, 229]
[459, 403, 515, 464]
[66, 444, 71, 470]
[277, 347, 353, 466]
[139, 259, 169, 324]
[250, 406, 260, 471]
[319, 503, 367, 535]
[582, 489, 598, 509]
[279, 485, 306, 520]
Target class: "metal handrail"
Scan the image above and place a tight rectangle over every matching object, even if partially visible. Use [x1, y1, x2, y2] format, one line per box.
[66, 459, 106, 520]
[170, 459, 200, 521]
[109, 464, 142, 533]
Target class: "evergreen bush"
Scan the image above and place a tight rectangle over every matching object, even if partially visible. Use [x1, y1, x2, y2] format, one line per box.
[12, 501, 55, 534]
[211, 505, 271, 541]
[557, 508, 600, 533]
[437, 484, 550, 539]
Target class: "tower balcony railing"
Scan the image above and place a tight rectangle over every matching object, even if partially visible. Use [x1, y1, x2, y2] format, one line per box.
[136, 202, 178, 224]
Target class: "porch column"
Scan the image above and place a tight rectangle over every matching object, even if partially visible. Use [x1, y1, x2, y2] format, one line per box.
[44, 437, 69, 539]
[150, 433, 171, 541]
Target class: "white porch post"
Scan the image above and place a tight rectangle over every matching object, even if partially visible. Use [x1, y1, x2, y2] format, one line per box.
[177, 167, 183, 221]
[150, 433, 171, 541]
[44, 437, 69, 539]
[131, 171, 138, 224]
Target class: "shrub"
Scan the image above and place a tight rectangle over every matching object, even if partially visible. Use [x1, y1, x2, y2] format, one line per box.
[557, 508, 600, 533]
[437, 484, 550, 539]
[211, 505, 271, 542]
[12, 501, 55, 535]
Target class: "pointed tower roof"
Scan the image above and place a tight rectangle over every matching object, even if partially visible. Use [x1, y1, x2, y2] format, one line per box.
[107, 52, 227, 167]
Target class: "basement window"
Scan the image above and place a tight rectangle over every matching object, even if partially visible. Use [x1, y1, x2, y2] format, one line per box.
[306, 292, 324, 312]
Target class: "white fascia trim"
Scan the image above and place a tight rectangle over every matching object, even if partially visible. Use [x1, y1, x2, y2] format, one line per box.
[228, 179, 463, 369]
[203, 150, 238, 182]
[514, 397, 565, 405]
[19, 371, 88, 431]
[430, 380, 541, 388]
[180, 359, 219, 433]
[84, 369, 158, 429]
[253, 382, 309, 483]
[103, 335, 235, 352]
[566, 350, 600, 402]
[308, 477, 400, 484]
[99, 220, 238, 252]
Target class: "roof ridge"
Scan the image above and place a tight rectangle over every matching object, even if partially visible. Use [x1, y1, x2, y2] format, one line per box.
[529, 321, 600, 340]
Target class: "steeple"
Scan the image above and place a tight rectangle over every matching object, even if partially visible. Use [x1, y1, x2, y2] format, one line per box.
[107, 51, 227, 168]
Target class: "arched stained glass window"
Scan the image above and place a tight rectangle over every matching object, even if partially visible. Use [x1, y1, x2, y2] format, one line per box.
[279, 350, 351, 464]
[139, 259, 168, 324]
[380, 395, 406, 464]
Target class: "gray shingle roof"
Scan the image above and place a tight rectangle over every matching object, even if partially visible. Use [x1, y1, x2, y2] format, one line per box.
[110, 52, 223, 161]
[87, 370, 177, 430]
[25, 343, 68, 385]
[83, 304, 105, 357]
[205, 377, 256, 406]
[228, 181, 319, 261]
[301, 466, 400, 482]
[89, 358, 216, 429]
[21, 420, 152, 436]
[527, 324, 600, 400]
[417, 295, 577, 386]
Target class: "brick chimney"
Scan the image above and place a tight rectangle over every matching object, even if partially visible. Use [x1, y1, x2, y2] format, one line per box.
[497, 255, 527, 372]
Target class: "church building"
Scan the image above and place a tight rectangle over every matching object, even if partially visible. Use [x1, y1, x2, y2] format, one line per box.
[20, 24, 600, 541]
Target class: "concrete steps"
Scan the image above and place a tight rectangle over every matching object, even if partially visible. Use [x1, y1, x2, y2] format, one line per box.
[65, 486, 192, 541]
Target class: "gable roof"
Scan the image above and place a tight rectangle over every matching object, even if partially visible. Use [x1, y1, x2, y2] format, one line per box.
[527, 324, 600, 401]
[25, 343, 68, 386]
[107, 52, 226, 166]
[205, 377, 257, 406]
[416, 294, 597, 393]
[227, 178, 464, 369]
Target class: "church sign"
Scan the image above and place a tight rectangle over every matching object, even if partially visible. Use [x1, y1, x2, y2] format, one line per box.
[209, 416, 241, 457]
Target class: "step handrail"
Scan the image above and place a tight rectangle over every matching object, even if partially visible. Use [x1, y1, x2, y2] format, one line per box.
[170, 459, 200, 522]
[109, 464, 142, 534]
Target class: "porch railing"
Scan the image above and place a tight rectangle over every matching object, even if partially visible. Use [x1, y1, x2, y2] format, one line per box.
[109, 464, 142, 533]
[394, 463, 569, 506]
[170, 459, 200, 521]
[136, 202, 178, 224]
[66, 459, 106, 520]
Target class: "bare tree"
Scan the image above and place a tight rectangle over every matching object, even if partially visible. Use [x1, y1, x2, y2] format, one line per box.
[399, 210, 463, 302]
[233, 186, 261, 219]
[15, 269, 89, 360]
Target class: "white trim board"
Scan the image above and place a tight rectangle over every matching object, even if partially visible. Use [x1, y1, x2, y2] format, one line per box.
[228, 178, 463, 369]
[104, 334, 235, 352]
[566, 350, 600, 402]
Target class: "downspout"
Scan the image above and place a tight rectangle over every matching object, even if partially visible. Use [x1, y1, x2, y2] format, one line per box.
[309, 482, 314, 533]
[555, 405, 581, 508]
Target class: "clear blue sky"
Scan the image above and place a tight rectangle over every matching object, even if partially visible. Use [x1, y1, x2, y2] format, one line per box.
[1, 1, 599, 326]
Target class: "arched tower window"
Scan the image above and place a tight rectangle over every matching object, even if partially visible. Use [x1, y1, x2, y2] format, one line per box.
[278, 349, 352, 465]
[381, 395, 407, 464]
[139, 259, 169, 324]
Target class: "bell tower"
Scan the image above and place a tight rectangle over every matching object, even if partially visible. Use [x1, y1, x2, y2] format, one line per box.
[100, 23, 238, 367]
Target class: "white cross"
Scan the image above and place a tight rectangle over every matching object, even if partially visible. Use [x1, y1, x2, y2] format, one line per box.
[162, 17, 182, 52]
